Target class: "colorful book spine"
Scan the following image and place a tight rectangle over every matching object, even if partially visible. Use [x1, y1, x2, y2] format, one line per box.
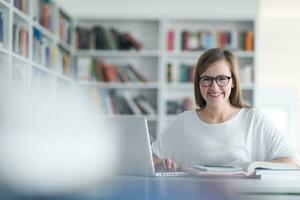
[13, 23, 28, 57]
[178, 30, 254, 51]
[76, 26, 143, 50]
[167, 30, 174, 51]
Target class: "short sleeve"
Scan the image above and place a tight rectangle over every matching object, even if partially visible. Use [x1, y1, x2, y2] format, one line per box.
[260, 111, 300, 165]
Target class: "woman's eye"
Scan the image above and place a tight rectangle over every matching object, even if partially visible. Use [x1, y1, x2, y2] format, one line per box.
[202, 78, 211, 82]
[218, 77, 227, 81]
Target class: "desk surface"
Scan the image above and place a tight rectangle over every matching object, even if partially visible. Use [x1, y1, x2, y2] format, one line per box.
[73, 175, 300, 200]
[3, 175, 300, 200]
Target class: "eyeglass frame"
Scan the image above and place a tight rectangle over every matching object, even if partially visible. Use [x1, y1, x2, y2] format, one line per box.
[197, 75, 232, 87]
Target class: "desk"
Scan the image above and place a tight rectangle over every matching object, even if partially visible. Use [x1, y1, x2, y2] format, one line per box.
[84, 176, 300, 200]
[3, 175, 300, 200]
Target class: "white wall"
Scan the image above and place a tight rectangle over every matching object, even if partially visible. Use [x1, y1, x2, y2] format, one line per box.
[257, 0, 300, 151]
[55, 0, 258, 19]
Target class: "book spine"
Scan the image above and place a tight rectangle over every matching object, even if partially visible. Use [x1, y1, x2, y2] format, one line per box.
[167, 63, 172, 83]
[0, 12, 3, 46]
[245, 31, 254, 51]
[167, 30, 174, 51]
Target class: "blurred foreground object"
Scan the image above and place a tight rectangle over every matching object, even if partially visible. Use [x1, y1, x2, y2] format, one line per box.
[0, 86, 118, 196]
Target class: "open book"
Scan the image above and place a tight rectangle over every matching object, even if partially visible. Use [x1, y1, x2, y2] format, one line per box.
[181, 161, 299, 178]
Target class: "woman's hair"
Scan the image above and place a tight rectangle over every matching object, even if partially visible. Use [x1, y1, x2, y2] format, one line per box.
[194, 48, 250, 109]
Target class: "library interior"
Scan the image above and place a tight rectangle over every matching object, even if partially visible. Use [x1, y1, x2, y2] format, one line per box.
[1, 0, 300, 199]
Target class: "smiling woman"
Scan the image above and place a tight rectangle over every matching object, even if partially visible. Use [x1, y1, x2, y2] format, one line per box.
[151, 48, 300, 170]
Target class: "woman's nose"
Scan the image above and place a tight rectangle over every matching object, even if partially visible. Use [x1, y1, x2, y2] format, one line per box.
[210, 79, 219, 89]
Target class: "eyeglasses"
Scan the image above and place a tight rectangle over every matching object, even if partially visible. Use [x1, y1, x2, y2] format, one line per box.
[198, 75, 231, 87]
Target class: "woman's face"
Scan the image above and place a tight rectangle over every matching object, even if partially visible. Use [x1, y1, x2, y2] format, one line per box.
[199, 59, 234, 108]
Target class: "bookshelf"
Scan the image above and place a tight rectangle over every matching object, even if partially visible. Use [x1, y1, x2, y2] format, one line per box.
[0, 0, 74, 97]
[73, 18, 256, 139]
[73, 19, 161, 138]
[0, 0, 256, 140]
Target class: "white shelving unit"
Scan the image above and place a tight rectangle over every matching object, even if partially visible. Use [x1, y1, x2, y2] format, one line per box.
[0, 0, 74, 96]
[1, 0, 256, 139]
[73, 17, 256, 139]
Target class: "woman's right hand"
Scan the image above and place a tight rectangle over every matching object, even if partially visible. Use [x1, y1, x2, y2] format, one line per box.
[161, 158, 178, 171]
[153, 154, 178, 171]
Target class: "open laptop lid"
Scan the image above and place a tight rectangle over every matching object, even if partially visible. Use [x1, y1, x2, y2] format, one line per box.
[102, 116, 155, 176]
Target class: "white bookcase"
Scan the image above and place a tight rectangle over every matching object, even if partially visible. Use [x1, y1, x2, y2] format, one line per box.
[0, 0, 256, 140]
[0, 0, 74, 97]
[73, 17, 256, 139]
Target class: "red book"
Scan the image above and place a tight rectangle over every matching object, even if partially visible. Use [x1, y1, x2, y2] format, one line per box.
[218, 31, 226, 49]
[167, 30, 174, 51]
[106, 64, 118, 82]
[42, 4, 49, 29]
[20, 29, 27, 57]
[123, 32, 142, 50]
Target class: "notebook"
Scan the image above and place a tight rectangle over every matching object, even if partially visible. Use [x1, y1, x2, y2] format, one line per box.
[102, 116, 187, 177]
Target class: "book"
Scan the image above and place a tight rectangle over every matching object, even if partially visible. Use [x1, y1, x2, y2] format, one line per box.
[166, 30, 174, 51]
[229, 161, 299, 175]
[255, 169, 300, 180]
[0, 12, 3, 46]
[181, 167, 252, 178]
[181, 161, 299, 178]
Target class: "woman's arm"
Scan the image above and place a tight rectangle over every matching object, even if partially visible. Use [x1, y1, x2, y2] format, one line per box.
[271, 157, 300, 168]
[152, 154, 161, 165]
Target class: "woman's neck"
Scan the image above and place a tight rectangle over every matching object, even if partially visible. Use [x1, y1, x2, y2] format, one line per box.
[198, 103, 239, 124]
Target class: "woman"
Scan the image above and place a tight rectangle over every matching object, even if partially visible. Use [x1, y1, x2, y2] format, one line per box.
[152, 48, 299, 170]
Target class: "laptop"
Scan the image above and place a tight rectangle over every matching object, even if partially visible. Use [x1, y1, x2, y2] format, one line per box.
[102, 116, 187, 177]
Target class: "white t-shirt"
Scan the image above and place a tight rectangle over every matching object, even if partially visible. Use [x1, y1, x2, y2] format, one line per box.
[152, 108, 299, 167]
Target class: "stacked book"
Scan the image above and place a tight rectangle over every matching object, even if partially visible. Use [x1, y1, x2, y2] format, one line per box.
[167, 63, 195, 83]
[181, 161, 300, 179]
[166, 29, 254, 52]
[92, 90, 156, 115]
[76, 26, 142, 50]
[33, 0, 55, 32]
[76, 58, 147, 83]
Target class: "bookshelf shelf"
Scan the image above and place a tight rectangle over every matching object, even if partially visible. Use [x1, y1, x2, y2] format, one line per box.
[11, 51, 30, 64]
[166, 51, 254, 59]
[56, 73, 73, 82]
[32, 62, 57, 76]
[113, 114, 157, 121]
[58, 41, 72, 52]
[76, 82, 159, 89]
[31, 62, 73, 83]
[165, 83, 194, 90]
[13, 7, 30, 23]
[76, 50, 159, 57]
[33, 21, 57, 41]
[0, 46, 9, 54]
[0, 0, 10, 9]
